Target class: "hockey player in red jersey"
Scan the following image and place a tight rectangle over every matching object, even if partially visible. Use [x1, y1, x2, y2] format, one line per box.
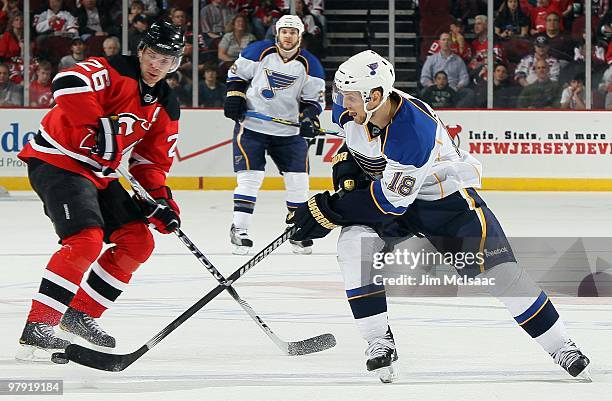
[15, 21, 185, 361]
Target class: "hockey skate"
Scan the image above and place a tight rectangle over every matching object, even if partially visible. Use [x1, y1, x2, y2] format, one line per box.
[550, 339, 591, 381]
[16, 322, 71, 362]
[230, 224, 253, 255]
[59, 307, 116, 348]
[289, 238, 313, 255]
[365, 327, 399, 383]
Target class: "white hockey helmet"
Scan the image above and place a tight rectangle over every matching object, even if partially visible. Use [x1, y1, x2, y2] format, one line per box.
[333, 50, 395, 125]
[274, 14, 305, 37]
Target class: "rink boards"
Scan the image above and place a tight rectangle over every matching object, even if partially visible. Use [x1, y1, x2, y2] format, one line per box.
[0, 108, 610, 191]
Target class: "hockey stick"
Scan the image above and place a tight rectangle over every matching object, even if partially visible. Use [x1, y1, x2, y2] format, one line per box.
[245, 111, 343, 137]
[115, 165, 336, 356]
[56, 226, 300, 371]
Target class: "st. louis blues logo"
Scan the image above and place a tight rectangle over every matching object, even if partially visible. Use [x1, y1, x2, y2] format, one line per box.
[261, 68, 298, 99]
[367, 62, 379, 75]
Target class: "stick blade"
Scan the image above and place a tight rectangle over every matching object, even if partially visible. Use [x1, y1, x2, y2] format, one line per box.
[286, 333, 336, 356]
[64, 343, 141, 372]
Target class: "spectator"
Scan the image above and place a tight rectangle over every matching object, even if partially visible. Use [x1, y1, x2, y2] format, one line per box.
[75, 0, 119, 41]
[58, 37, 86, 70]
[128, 14, 148, 56]
[517, 59, 562, 108]
[598, 65, 612, 109]
[421, 33, 471, 102]
[295, 0, 324, 57]
[515, 35, 561, 86]
[170, 8, 188, 28]
[560, 72, 586, 109]
[427, 18, 471, 62]
[102, 36, 120, 56]
[0, 62, 22, 106]
[139, 0, 159, 18]
[2, 0, 20, 21]
[530, 0, 562, 35]
[29, 60, 54, 107]
[199, 64, 226, 107]
[0, 12, 23, 61]
[128, 0, 145, 25]
[468, 15, 504, 75]
[200, 0, 234, 49]
[421, 71, 457, 108]
[252, 1, 280, 40]
[166, 71, 192, 106]
[543, 12, 575, 64]
[490, 63, 522, 108]
[495, 0, 530, 39]
[218, 14, 256, 77]
[34, 0, 79, 48]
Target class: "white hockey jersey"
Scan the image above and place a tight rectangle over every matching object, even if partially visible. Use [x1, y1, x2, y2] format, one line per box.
[332, 90, 482, 216]
[227, 40, 326, 137]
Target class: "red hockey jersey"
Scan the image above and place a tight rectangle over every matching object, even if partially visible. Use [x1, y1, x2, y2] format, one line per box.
[19, 55, 180, 191]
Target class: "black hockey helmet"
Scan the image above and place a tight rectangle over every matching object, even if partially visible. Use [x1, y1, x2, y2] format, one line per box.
[139, 20, 185, 58]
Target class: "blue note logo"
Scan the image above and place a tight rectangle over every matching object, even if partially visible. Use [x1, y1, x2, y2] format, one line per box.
[261, 68, 298, 99]
[367, 62, 378, 75]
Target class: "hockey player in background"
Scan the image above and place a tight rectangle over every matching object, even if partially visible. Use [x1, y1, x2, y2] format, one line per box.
[15, 21, 185, 361]
[289, 50, 591, 383]
[223, 14, 325, 255]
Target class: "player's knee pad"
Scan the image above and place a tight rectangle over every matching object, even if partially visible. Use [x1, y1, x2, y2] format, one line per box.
[479, 261, 540, 298]
[283, 172, 309, 205]
[54, 227, 104, 269]
[108, 222, 155, 269]
[235, 170, 265, 197]
[337, 225, 384, 290]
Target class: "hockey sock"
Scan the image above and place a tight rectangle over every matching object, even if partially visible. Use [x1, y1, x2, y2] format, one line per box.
[28, 227, 104, 325]
[233, 170, 264, 229]
[283, 172, 308, 214]
[70, 222, 154, 318]
[481, 261, 569, 353]
[347, 284, 389, 342]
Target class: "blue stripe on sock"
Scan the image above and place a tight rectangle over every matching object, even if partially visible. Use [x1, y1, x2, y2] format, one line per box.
[234, 194, 257, 202]
[514, 291, 548, 325]
[346, 283, 385, 299]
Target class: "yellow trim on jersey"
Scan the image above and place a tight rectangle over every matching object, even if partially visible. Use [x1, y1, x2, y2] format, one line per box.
[347, 289, 386, 301]
[518, 298, 550, 326]
[259, 46, 276, 61]
[433, 173, 444, 198]
[369, 181, 404, 216]
[406, 98, 438, 124]
[461, 188, 487, 273]
[236, 124, 250, 170]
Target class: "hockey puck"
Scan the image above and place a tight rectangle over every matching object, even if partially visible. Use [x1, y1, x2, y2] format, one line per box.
[51, 352, 69, 364]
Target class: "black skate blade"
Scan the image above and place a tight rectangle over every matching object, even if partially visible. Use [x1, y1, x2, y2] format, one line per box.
[286, 333, 336, 356]
[63, 343, 145, 372]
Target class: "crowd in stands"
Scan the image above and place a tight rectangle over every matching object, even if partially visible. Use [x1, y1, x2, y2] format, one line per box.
[419, 0, 612, 109]
[0, 0, 609, 109]
[0, 0, 327, 107]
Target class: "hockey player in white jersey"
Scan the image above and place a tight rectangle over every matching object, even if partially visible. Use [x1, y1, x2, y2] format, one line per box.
[289, 50, 591, 383]
[223, 15, 325, 255]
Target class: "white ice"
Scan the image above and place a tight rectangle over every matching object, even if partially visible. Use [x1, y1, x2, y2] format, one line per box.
[1, 191, 611, 401]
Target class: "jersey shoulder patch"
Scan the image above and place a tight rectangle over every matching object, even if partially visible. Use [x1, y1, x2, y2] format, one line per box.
[382, 98, 436, 168]
[332, 103, 353, 128]
[241, 40, 276, 61]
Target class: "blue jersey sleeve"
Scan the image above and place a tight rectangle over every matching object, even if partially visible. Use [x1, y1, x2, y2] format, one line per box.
[240, 40, 276, 62]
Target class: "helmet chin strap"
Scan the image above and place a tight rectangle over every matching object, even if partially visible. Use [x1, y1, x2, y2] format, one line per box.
[361, 96, 387, 126]
[276, 37, 301, 59]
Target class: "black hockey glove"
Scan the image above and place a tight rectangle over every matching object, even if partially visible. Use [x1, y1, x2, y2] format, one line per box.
[136, 186, 181, 234]
[224, 91, 247, 122]
[299, 114, 321, 138]
[288, 191, 343, 241]
[90, 116, 122, 176]
[332, 144, 370, 192]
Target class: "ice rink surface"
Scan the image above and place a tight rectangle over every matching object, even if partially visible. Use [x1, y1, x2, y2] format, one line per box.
[1, 190, 611, 401]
